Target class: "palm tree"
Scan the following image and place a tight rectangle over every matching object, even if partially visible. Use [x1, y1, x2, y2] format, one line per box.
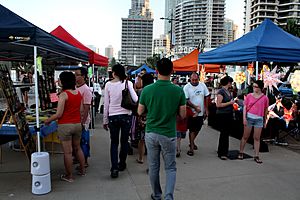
[283, 19, 300, 37]
[146, 54, 160, 69]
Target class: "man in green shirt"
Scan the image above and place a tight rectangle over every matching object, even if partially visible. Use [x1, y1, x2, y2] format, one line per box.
[138, 58, 186, 200]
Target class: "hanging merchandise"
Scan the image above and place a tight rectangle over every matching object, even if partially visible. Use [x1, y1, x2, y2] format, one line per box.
[235, 72, 246, 84]
[290, 70, 300, 92]
[37, 56, 43, 73]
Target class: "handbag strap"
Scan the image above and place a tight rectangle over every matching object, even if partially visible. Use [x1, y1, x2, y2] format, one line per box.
[125, 79, 128, 89]
[246, 94, 264, 113]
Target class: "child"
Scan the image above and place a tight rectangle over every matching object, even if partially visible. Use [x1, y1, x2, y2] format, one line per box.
[176, 106, 195, 157]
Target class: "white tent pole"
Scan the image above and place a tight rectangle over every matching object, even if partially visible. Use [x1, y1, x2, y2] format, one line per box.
[255, 61, 259, 80]
[34, 46, 41, 152]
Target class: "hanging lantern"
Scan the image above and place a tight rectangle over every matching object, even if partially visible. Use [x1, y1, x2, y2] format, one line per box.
[235, 72, 246, 84]
[247, 63, 254, 75]
[263, 66, 282, 92]
[290, 70, 300, 92]
[247, 67, 254, 75]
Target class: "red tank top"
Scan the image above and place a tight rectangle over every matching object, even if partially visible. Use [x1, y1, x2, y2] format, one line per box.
[58, 90, 82, 124]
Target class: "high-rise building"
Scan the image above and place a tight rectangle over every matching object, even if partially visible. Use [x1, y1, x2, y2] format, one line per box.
[105, 45, 114, 60]
[244, 0, 300, 33]
[174, 0, 225, 54]
[224, 18, 235, 44]
[153, 34, 170, 58]
[121, 0, 153, 66]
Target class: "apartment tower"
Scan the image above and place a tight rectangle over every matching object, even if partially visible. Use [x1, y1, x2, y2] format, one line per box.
[121, 0, 153, 66]
[244, 0, 300, 33]
[173, 0, 225, 55]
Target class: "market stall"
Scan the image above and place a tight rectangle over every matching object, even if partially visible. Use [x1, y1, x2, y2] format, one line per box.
[0, 4, 89, 158]
[131, 64, 156, 75]
[173, 48, 220, 73]
[199, 19, 300, 150]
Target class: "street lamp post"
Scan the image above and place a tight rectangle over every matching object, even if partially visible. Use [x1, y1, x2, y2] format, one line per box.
[160, 12, 184, 59]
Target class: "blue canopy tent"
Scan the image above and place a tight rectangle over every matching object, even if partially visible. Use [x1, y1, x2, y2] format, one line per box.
[198, 19, 300, 64]
[131, 64, 156, 75]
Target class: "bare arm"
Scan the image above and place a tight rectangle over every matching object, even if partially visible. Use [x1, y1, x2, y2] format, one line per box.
[187, 99, 201, 113]
[81, 104, 90, 124]
[137, 103, 145, 116]
[178, 105, 186, 119]
[44, 92, 66, 125]
[216, 94, 234, 108]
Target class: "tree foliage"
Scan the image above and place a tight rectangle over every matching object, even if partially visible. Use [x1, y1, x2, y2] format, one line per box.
[146, 54, 160, 69]
[109, 57, 116, 68]
[282, 19, 300, 37]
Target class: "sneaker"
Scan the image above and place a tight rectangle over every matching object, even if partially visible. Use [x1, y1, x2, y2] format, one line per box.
[118, 163, 127, 171]
[110, 170, 119, 178]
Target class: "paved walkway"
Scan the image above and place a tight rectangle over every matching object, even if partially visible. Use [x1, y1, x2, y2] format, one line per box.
[0, 115, 300, 200]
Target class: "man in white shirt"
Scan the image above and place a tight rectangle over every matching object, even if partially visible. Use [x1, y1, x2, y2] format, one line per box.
[183, 72, 210, 156]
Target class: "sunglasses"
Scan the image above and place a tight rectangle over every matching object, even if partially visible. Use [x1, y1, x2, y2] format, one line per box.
[253, 85, 259, 88]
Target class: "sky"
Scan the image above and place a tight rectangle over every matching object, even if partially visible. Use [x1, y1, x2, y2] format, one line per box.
[0, 0, 244, 56]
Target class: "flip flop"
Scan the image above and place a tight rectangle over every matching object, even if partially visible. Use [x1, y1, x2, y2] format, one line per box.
[77, 171, 86, 177]
[60, 174, 74, 183]
[136, 158, 144, 164]
[254, 156, 263, 164]
[187, 150, 194, 156]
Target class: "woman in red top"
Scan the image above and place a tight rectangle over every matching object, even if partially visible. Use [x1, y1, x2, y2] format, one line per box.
[45, 72, 85, 182]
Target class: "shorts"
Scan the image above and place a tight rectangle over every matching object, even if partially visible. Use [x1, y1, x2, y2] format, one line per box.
[57, 123, 82, 141]
[21, 87, 30, 94]
[187, 116, 204, 133]
[177, 131, 186, 139]
[246, 117, 263, 128]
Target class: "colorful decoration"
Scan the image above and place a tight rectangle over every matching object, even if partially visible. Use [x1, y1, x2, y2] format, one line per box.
[247, 63, 254, 75]
[200, 65, 206, 82]
[235, 72, 246, 84]
[283, 108, 293, 128]
[233, 103, 239, 111]
[266, 98, 295, 128]
[290, 70, 300, 92]
[262, 66, 282, 92]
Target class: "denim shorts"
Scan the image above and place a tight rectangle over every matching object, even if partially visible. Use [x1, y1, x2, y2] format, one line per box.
[176, 131, 186, 139]
[246, 116, 263, 128]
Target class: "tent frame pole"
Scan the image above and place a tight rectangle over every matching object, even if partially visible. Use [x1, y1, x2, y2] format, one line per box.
[255, 61, 259, 80]
[34, 46, 41, 152]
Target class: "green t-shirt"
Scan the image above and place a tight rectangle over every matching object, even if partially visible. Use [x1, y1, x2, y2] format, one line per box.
[139, 80, 186, 137]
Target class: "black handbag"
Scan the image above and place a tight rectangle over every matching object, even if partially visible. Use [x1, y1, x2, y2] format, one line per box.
[121, 80, 137, 111]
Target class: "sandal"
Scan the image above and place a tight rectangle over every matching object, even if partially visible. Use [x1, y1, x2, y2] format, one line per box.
[136, 158, 144, 164]
[238, 152, 244, 160]
[189, 144, 198, 150]
[60, 174, 74, 183]
[254, 156, 263, 164]
[77, 171, 86, 177]
[75, 163, 89, 171]
[187, 150, 194, 156]
[176, 152, 181, 158]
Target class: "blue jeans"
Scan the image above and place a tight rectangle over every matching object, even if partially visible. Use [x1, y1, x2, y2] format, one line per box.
[108, 114, 132, 171]
[145, 132, 177, 200]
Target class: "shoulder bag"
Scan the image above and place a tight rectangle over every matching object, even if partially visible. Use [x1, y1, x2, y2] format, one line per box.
[121, 80, 137, 111]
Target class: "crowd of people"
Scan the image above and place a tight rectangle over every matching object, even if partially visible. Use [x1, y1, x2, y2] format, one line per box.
[43, 58, 277, 200]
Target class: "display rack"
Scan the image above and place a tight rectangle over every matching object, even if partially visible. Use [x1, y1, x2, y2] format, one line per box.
[38, 71, 56, 110]
[0, 65, 35, 161]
